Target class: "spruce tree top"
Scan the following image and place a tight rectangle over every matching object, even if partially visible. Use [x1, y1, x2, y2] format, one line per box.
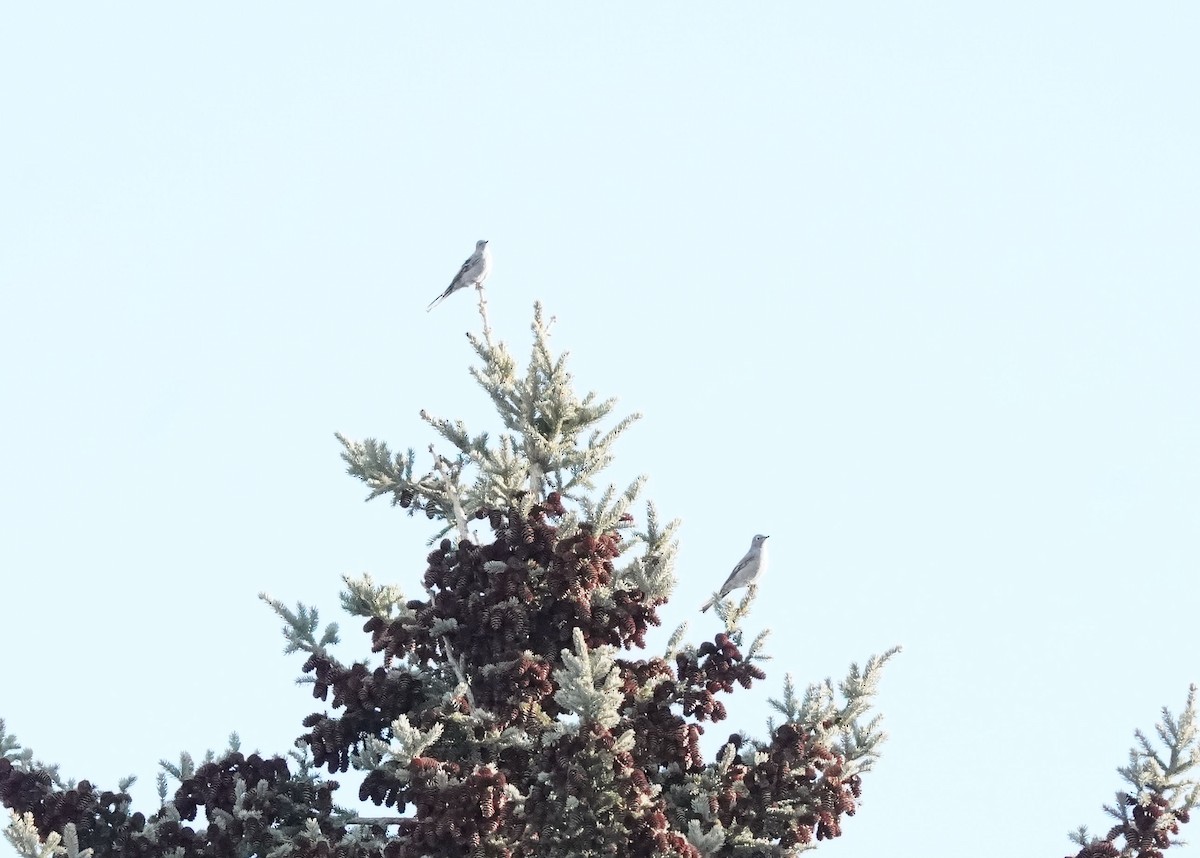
[2, 297, 897, 858]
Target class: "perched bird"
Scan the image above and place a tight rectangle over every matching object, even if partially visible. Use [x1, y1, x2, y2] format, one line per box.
[700, 534, 769, 613]
[427, 240, 492, 312]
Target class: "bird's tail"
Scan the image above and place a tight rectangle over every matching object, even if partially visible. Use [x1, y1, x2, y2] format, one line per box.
[426, 295, 444, 312]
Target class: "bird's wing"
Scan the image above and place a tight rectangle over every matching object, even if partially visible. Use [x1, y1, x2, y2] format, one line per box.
[719, 552, 754, 589]
[445, 265, 467, 289]
[428, 249, 485, 311]
[456, 253, 477, 276]
[441, 252, 476, 290]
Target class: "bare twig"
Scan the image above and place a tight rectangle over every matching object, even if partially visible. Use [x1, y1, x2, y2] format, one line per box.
[429, 446, 470, 542]
[476, 284, 493, 350]
[443, 636, 477, 711]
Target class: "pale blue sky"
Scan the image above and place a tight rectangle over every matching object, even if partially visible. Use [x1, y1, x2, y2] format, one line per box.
[2, 4, 1198, 857]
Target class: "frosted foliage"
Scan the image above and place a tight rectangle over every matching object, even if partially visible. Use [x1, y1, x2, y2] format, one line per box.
[553, 628, 624, 729]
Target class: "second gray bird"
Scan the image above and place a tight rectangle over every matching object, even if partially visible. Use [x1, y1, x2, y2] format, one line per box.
[427, 239, 492, 312]
[700, 534, 769, 613]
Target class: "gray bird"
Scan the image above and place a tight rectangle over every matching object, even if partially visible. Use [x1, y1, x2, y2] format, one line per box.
[427, 240, 492, 312]
[700, 534, 769, 613]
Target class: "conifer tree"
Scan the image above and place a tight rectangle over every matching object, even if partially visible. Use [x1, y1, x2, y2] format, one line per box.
[1, 295, 1194, 857]
[1066, 685, 1199, 858]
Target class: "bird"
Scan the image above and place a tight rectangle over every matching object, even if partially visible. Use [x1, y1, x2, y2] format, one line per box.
[700, 534, 769, 613]
[427, 240, 492, 312]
